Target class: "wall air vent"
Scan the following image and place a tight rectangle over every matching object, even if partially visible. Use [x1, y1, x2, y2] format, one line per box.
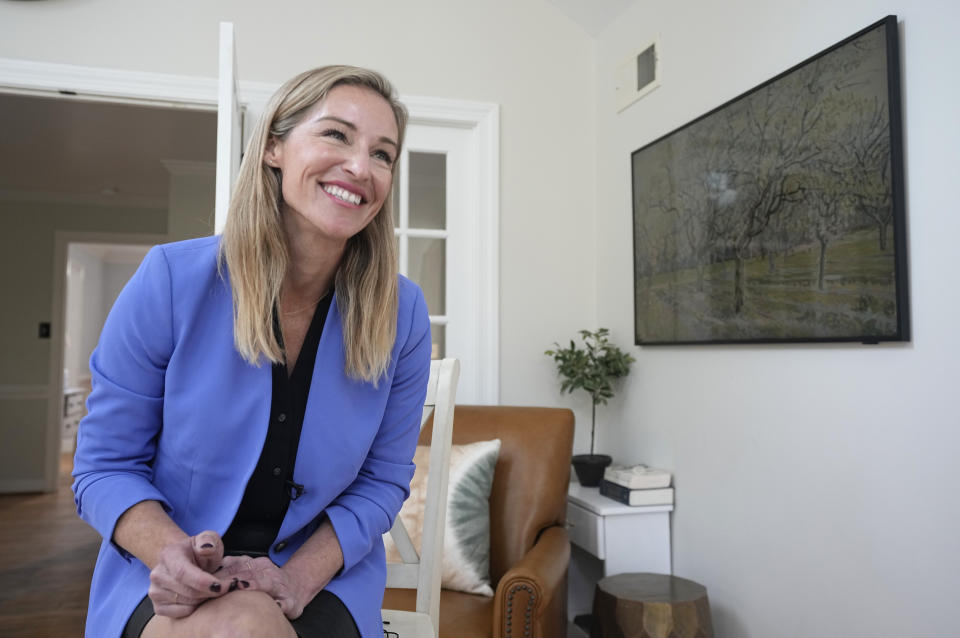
[615, 38, 660, 112]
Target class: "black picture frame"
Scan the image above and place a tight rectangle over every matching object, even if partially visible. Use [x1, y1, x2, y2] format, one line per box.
[631, 16, 908, 346]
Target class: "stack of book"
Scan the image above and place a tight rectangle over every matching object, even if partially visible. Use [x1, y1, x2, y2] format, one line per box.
[599, 464, 673, 506]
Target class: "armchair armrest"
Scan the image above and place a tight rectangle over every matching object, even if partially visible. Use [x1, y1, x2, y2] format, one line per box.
[492, 525, 571, 638]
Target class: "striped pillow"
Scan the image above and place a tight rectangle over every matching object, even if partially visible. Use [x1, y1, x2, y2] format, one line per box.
[386, 438, 502, 595]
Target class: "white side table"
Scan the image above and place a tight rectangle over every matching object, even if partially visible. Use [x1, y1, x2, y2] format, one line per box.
[565, 481, 673, 621]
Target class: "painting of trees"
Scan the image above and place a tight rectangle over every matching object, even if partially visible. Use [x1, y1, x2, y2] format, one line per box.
[632, 16, 908, 344]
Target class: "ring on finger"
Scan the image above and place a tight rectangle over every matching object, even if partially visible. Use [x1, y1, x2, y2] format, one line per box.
[174, 591, 179, 604]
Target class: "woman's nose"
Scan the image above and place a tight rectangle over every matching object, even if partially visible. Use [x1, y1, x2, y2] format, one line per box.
[342, 148, 371, 178]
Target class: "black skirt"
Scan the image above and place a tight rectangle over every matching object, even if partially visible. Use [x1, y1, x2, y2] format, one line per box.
[122, 589, 360, 638]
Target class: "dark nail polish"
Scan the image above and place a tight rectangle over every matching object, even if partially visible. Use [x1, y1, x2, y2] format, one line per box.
[228, 578, 239, 592]
[240, 580, 250, 589]
[201, 543, 214, 549]
[276, 600, 282, 607]
[214, 565, 224, 572]
[210, 582, 222, 593]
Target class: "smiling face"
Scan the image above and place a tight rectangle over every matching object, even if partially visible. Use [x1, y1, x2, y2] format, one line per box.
[265, 84, 399, 255]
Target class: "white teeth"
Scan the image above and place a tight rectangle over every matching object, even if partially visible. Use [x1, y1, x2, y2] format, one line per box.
[323, 184, 362, 205]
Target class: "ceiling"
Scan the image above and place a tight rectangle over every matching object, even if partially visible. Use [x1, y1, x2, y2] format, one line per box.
[0, 92, 217, 209]
[546, 0, 636, 36]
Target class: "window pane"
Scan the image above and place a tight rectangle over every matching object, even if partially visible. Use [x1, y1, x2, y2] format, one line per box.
[392, 169, 401, 229]
[409, 237, 445, 315]
[408, 152, 446, 229]
[430, 323, 445, 360]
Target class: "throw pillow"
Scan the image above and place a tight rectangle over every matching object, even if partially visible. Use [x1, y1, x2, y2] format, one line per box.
[385, 438, 502, 596]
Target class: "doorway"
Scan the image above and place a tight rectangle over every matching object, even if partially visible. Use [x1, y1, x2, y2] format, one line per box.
[59, 241, 156, 455]
[0, 88, 216, 493]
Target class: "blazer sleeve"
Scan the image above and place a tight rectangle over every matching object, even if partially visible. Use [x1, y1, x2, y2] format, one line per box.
[71, 245, 174, 559]
[324, 286, 432, 572]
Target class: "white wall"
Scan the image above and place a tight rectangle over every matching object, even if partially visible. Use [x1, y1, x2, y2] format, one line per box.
[102, 260, 144, 323]
[0, 201, 166, 489]
[64, 245, 104, 388]
[166, 167, 215, 242]
[0, 0, 597, 410]
[64, 246, 144, 389]
[594, 1, 960, 636]
[0, 201, 167, 385]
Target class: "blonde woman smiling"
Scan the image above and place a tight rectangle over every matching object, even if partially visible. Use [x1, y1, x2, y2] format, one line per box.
[73, 65, 430, 638]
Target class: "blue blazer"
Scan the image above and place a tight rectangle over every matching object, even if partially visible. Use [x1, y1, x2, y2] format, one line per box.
[72, 236, 431, 638]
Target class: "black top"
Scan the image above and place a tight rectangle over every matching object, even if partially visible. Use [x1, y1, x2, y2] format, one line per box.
[222, 291, 334, 555]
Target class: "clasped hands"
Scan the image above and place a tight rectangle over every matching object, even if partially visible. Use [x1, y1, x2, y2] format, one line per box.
[148, 530, 310, 620]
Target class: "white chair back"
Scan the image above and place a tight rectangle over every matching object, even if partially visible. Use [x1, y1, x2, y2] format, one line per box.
[383, 357, 460, 637]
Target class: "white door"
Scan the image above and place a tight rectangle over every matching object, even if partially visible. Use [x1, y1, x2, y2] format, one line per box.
[395, 124, 484, 402]
[215, 22, 242, 234]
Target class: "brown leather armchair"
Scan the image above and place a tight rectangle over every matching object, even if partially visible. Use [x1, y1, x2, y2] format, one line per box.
[383, 405, 575, 638]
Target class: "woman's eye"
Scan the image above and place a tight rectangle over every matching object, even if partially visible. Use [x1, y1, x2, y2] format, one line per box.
[321, 128, 348, 142]
[373, 149, 394, 165]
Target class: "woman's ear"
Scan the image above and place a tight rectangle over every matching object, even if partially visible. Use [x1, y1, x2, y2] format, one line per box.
[264, 137, 281, 167]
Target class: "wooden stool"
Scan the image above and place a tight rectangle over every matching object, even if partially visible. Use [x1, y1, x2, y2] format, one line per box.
[591, 573, 713, 638]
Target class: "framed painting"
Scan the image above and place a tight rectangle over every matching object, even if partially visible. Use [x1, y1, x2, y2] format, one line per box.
[632, 16, 908, 345]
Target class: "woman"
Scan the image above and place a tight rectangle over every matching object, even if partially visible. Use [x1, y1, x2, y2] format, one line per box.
[72, 65, 431, 638]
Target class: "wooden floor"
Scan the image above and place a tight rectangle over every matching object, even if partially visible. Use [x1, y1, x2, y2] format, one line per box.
[0, 453, 100, 637]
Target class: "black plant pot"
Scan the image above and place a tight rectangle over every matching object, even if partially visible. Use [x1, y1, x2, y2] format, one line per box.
[572, 454, 612, 487]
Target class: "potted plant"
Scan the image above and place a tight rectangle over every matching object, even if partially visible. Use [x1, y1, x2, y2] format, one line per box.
[546, 328, 635, 487]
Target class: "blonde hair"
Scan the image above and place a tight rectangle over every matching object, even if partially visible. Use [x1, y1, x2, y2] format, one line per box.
[219, 65, 408, 383]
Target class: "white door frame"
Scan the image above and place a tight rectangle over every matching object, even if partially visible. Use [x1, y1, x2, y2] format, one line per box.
[0, 57, 500, 492]
[401, 97, 500, 405]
